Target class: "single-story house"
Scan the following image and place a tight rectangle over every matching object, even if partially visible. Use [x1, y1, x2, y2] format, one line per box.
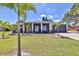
[12, 17, 67, 33]
[68, 25, 79, 32]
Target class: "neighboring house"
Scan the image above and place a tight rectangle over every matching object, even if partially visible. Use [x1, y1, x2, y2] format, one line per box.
[12, 17, 67, 33]
[68, 25, 79, 32]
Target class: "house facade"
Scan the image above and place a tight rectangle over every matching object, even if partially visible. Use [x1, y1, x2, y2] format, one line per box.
[68, 25, 79, 32]
[13, 17, 67, 33]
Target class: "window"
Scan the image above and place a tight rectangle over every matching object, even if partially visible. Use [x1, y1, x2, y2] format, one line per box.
[35, 26, 39, 32]
[43, 26, 47, 31]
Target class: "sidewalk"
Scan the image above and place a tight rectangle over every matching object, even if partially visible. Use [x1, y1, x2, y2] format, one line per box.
[59, 33, 79, 40]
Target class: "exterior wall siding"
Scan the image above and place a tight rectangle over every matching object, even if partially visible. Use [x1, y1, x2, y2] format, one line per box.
[52, 25, 67, 33]
[59, 25, 67, 33]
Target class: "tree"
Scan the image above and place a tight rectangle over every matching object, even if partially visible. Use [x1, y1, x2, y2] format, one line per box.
[0, 3, 36, 56]
[0, 20, 11, 38]
[20, 4, 36, 34]
[54, 23, 62, 36]
[52, 20, 65, 36]
[62, 4, 79, 32]
[63, 4, 79, 25]
[25, 23, 31, 35]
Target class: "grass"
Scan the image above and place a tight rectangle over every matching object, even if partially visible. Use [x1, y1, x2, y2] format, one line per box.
[22, 35, 79, 56]
[0, 32, 17, 55]
[0, 32, 79, 55]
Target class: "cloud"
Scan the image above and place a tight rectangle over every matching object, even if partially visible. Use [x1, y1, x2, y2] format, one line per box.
[40, 14, 46, 17]
[27, 18, 42, 22]
[53, 19, 61, 23]
[46, 8, 56, 12]
[54, 15, 58, 18]
[48, 14, 59, 19]
[48, 15, 53, 19]
[47, 8, 51, 12]
[40, 14, 59, 20]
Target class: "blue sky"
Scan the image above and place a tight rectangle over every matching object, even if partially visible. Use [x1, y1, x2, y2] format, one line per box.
[0, 3, 73, 24]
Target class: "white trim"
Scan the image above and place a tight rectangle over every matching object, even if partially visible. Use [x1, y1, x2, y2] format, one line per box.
[49, 23, 52, 33]
[41, 23, 43, 33]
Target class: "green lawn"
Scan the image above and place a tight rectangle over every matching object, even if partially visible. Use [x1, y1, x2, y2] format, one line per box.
[0, 32, 79, 56]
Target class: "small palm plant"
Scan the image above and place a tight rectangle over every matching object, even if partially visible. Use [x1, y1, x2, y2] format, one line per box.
[52, 20, 64, 36]
[55, 24, 61, 36]
[25, 23, 31, 35]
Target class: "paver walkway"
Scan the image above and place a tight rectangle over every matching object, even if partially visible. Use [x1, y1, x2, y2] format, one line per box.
[59, 33, 79, 40]
[14, 51, 31, 56]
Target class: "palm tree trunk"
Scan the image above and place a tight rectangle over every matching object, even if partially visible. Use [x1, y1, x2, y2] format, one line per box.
[17, 25, 21, 56]
[17, 3, 21, 56]
[2, 27, 4, 38]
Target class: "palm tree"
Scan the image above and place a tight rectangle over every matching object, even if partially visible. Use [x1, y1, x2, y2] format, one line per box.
[25, 23, 31, 35]
[0, 3, 36, 56]
[0, 20, 10, 38]
[20, 3, 36, 34]
[52, 19, 65, 36]
[54, 23, 61, 36]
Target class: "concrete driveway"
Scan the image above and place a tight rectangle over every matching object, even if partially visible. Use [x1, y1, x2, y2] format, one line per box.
[59, 33, 79, 40]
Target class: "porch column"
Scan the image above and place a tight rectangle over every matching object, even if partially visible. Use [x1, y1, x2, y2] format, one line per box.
[41, 23, 43, 33]
[49, 22, 52, 33]
[32, 23, 34, 33]
[66, 24, 68, 32]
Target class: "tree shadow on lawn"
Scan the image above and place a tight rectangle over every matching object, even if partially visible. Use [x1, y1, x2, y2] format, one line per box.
[59, 35, 78, 41]
[0, 36, 10, 39]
